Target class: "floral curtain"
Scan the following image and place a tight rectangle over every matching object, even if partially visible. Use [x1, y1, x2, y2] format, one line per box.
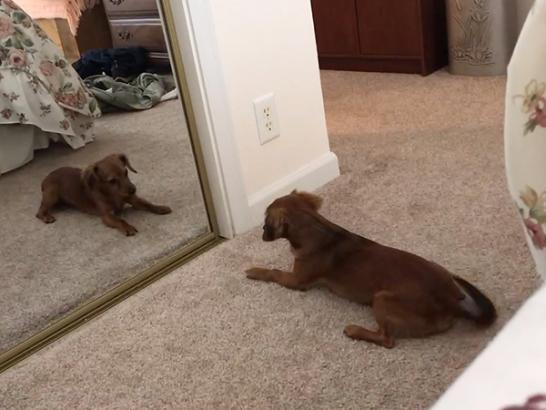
[505, 0, 546, 279]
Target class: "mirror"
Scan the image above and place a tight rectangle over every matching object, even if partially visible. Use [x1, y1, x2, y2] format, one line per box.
[0, 0, 217, 366]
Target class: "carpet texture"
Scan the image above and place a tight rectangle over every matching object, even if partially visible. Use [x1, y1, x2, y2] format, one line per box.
[0, 100, 209, 352]
[0, 70, 540, 410]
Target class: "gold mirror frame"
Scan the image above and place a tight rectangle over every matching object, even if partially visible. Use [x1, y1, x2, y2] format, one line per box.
[0, 0, 222, 373]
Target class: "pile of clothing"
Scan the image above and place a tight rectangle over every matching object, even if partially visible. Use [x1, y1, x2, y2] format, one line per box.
[73, 47, 177, 112]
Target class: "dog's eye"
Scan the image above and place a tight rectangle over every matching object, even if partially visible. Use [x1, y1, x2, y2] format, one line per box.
[108, 178, 117, 185]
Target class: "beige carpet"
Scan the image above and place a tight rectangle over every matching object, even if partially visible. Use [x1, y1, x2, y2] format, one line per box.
[0, 70, 539, 410]
[0, 100, 209, 352]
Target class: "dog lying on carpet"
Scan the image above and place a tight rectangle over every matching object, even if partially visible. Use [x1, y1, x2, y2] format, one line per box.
[36, 153, 171, 236]
[245, 190, 496, 348]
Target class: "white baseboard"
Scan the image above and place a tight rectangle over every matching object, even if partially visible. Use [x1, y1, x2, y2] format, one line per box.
[244, 151, 340, 231]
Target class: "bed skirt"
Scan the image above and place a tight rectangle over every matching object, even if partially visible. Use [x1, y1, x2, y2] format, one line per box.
[0, 124, 74, 175]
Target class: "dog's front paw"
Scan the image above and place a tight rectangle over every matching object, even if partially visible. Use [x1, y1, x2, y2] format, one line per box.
[124, 225, 138, 236]
[154, 205, 172, 215]
[245, 267, 272, 281]
[343, 325, 364, 340]
[37, 214, 56, 224]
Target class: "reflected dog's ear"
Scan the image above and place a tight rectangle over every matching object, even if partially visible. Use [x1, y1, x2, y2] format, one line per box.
[82, 164, 100, 189]
[292, 190, 323, 211]
[119, 153, 137, 173]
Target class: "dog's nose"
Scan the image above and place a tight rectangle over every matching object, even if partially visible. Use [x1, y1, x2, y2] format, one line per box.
[129, 185, 136, 195]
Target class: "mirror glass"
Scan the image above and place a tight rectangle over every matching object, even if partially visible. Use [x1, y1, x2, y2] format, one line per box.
[0, 0, 212, 355]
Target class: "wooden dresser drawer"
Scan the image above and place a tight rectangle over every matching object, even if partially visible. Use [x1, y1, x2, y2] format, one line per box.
[103, 0, 159, 18]
[110, 19, 167, 52]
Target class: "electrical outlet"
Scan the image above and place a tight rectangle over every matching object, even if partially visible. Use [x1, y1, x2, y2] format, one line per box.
[253, 93, 280, 145]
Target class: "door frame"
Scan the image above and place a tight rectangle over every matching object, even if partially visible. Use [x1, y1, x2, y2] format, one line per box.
[167, 0, 259, 237]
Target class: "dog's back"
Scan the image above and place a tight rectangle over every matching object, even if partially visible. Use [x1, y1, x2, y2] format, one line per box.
[41, 167, 96, 213]
[42, 167, 81, 188]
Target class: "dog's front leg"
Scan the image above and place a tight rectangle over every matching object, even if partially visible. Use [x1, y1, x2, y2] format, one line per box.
[127, 196, 172, 215]
[245, 268, 314, 291]
[101, 212, 138, 236]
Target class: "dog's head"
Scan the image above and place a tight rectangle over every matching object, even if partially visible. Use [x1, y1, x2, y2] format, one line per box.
[83, 153, 137, 198]
[262, 190, 323, 242]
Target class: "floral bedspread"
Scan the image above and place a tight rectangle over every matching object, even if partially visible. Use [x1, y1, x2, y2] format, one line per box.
[0, 0, 100, 149]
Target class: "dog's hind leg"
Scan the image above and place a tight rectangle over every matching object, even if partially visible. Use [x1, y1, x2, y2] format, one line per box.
[36, 185, 60, 224]
[344, 291, 455, 348]
[343, 323, 395, 348]
[343, 291, 398, 347]
[344, 291, 415, 348]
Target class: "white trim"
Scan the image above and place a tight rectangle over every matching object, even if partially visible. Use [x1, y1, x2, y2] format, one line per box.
[247, 152, 340, 228]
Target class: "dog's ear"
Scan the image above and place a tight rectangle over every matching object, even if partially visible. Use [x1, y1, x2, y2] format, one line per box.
[82, 164, 100, 188]
[119, 154, 137, 173]
[294, 190, 323, 211]
[263, 207, 288, 240]
[269, 207, 286, 227]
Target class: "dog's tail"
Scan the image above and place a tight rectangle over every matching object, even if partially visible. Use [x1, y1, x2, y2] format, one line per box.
[453, 275, 497, 326]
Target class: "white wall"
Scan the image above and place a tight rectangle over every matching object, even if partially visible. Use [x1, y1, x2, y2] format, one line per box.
[207, 0, 333, 195]
[173, 0, 339, 235]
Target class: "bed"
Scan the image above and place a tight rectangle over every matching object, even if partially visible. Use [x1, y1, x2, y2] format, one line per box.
[0, 0, 100, 175]
[15, 0, 99, 35]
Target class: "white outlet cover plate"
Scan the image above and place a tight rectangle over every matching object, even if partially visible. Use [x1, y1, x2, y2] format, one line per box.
[253, 93, 280, 145]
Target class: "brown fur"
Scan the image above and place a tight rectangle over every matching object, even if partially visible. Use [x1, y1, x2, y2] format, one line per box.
[36, 153, 172, 236]
[246, 190, 496, 348]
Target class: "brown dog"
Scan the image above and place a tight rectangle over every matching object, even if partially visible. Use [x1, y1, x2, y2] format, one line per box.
[245, 190, 496, 348]
[36, 153, 171, 235]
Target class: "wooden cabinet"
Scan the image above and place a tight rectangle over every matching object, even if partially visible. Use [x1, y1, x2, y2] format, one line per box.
[38, 2, 113, 62]
[76, 2, 113, 55]
[103, 0, 170, 68]
[110, 20, 167, 53]
[311, 0, 360, 55]
[102, 0, 159, 17]
[311, 0, 448, 75]
[357, 0, 422, 56]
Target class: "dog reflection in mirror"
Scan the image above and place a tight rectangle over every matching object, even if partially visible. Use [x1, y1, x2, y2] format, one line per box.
[36, 153, 172, 236]
[246, 190, 496, 348]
